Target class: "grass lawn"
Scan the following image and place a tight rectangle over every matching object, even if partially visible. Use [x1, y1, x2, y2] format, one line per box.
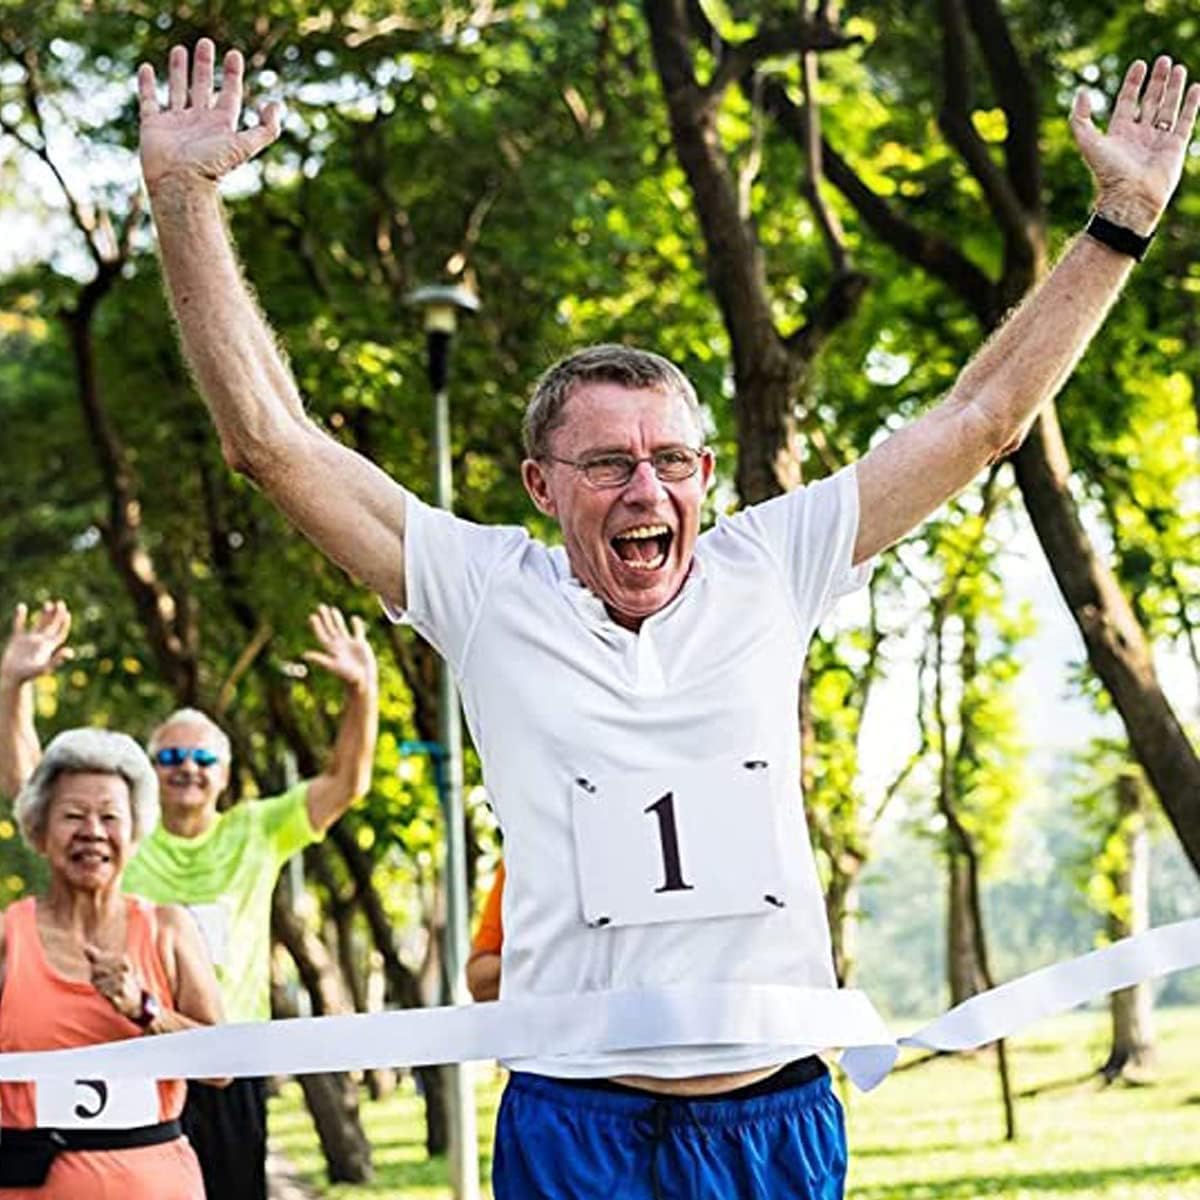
[269, 1006, 1200, 1198]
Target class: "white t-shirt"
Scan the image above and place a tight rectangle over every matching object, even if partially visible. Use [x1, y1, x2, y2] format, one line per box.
[395, 464, 870, 1078]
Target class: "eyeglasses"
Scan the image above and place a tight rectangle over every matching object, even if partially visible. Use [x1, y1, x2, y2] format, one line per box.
[545, 446, 707, 489]
[153, 747, 221, 768]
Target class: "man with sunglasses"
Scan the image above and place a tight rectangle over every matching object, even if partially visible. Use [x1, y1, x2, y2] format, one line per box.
[138, 37, 1199, 1199]
[0, 601, 378, 1200]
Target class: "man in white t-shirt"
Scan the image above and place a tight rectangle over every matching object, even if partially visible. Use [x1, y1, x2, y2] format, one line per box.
[138, 37, 1197, 1197]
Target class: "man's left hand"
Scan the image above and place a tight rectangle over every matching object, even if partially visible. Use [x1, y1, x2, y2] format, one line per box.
[302, 605, 377, 693]
[1071, 55, 1200, 233]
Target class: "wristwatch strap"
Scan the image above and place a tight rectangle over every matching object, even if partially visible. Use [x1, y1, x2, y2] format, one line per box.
[132, 989, 162, 1030]
[1085, 213, 1155, 261]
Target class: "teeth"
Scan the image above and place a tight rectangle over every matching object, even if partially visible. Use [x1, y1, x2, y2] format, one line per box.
[624, 556, 666, 570]
[613, 524, 670, 541]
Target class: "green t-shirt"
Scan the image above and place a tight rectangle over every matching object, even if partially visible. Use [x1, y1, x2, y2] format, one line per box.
[123, 782, 320, 1022]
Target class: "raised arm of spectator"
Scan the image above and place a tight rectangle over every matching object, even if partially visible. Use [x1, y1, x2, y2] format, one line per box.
[853, 56, 1199, 565]
[300, 606, 380, 834]
[139, 40, 410, 612]
[0, 602, 72, 798]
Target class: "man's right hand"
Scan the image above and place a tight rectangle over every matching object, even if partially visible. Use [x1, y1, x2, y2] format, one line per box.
[138, 39, 281, 193]
[1, 602, 73, 686]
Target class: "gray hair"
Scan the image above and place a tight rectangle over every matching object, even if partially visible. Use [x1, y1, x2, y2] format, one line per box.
[147, 708, 231, 764]
[523, 344, 703, 459]
[17, 728, 160, 848]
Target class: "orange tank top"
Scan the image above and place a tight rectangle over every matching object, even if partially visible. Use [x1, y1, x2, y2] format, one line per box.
[0, 895, 186, 1127]
[471, 861, 506, 956]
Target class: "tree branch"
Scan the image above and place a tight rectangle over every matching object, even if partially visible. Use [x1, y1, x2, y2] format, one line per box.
[752, 74, 997, 321]
[706, 20, 861, 103]
[0, 40, 107, 270]
[962, 0, 1041, 212]
[937, 0, 1031, 254]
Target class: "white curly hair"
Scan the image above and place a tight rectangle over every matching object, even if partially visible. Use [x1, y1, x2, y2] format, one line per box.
[16, 728, 160, 849]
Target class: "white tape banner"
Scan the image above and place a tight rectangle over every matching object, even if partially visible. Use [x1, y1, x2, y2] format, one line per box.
[0, 918, 1195, 1094]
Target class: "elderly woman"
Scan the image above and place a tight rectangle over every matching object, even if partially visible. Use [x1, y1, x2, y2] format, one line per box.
[0, 729, 224, 1198]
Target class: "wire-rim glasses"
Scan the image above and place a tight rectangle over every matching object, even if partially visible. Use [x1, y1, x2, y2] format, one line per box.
[544, 446, 707, 489]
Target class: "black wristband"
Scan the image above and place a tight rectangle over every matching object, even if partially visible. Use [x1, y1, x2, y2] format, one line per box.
[1084, 213, 1155, 261]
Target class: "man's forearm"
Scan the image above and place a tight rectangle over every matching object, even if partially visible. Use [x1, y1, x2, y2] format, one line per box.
[332, 678, 380, 800]
[307, 677, 379, 831]
[951, 229, 1136, 455]
[0, 677, 41, 799]
[149, 179, 309, 472]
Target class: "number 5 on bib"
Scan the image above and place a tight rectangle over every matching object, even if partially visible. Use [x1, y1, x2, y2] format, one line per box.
[569, 757, 789, 929]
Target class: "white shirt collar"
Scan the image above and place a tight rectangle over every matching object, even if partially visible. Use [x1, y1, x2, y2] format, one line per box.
[551, 547, 706, 634]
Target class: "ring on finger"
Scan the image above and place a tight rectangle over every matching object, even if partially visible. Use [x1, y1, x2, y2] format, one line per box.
[1153, 118, 1173, 131]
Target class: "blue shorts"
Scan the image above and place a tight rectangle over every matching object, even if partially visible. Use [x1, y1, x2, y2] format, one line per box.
[492, 1063, 847, 1199]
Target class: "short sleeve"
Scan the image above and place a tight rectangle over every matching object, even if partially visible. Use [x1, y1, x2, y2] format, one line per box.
[385, 492, 529, 671]
[255, 783, 321, 866]
[727, 463, 871, 631]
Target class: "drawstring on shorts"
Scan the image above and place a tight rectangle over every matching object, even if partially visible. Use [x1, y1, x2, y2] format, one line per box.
[641, 1098, 710, 1200]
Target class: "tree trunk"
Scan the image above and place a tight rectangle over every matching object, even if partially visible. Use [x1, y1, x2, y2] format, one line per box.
[1012, 413, 1200, 872]
[64, 284, 200, 705]
[327, 823, 449, 1155]
[271, 880, 373, 1183]
[934, 601, 1017, 1141]
[295, 1072, 373, 1186]
[772, 6, 1200, 876]
[946, 852, 987, 1005]
[642, 0, 867, 505]
[271, 982, 375, 1185]
[308, 846, 398, 1100]
[1100, 772, 1155, 1082]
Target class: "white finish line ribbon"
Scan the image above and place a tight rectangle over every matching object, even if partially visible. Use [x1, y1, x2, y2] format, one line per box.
[0, 919, 1195, 1093]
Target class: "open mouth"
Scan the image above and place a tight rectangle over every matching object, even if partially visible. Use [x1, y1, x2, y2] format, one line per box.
[611, 524, 673, 572]
[70, 848, 110, 867]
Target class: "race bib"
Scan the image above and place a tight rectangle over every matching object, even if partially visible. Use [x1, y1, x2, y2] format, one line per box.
[569, 757, 788, 929]
[36, 1076, 159, 1129]
[187, 901, 231, 969]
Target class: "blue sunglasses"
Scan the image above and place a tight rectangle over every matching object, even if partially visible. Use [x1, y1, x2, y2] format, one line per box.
[154, 747, 221, 768]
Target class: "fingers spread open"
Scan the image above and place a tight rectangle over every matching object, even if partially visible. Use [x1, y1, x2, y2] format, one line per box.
[309, 609, 330, 646]
[301, 650, 336, 673]
[136, 64, 159, 119]
[191, 37, 215, 110]
[330, 607, 350, 639]
[1069, 88, 1100, 154]
[168, 44, 188, 111]
[240, 101, 283, 156]
[216, 49, 244, 114]
[1157, 64, 1189, 132]
[1178, 82, 1200, 139]
[1138, 55, 1172, 125]
[1112, 59, 1148, 124]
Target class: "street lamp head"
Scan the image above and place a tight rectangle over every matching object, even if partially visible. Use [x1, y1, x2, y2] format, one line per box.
[405, 283, 481, 334]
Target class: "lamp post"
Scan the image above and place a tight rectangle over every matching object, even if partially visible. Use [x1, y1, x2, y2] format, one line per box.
[404, 284, 480, 1200]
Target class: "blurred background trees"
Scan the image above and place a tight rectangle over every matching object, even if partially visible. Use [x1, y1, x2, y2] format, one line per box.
[0, 0, 1196, 1174]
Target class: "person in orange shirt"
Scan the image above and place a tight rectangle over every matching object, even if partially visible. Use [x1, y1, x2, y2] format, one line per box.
[0, 729, 225, 1198]
[466, 861, 505, 1002]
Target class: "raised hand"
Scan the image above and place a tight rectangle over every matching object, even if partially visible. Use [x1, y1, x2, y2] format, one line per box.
[301, 605, 378, 694]
[138, 38, 281, 191]
[0, 602, 73, 686]
[1072, 56, 1200, 231]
